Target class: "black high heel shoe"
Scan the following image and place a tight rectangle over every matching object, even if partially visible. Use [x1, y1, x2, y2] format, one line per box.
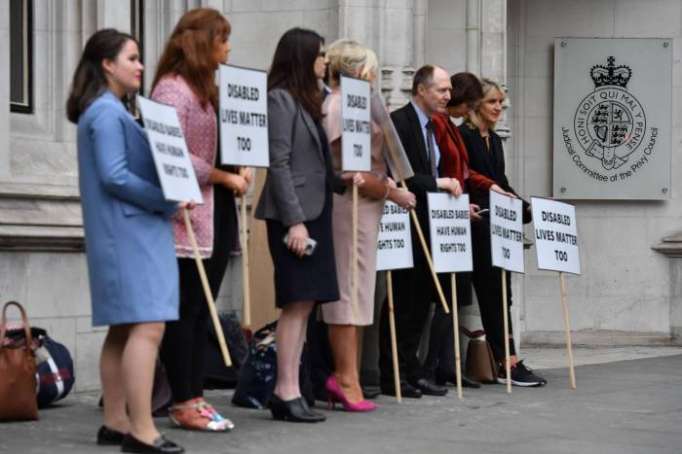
[269, 394, 326, 423]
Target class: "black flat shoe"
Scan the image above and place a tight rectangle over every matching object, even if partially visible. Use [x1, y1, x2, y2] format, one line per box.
[269, 395, 326, 423]
[121, 434, 184, 453]
[410, 378, 448, 396]
[380, 382, 422, 399]
[361, 385, 381, 400]
[96, 425, 125, 446]
[435, 373, 482, 389]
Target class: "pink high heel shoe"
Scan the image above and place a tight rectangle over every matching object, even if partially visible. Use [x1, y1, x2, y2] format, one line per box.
[325, 376, 377, 412]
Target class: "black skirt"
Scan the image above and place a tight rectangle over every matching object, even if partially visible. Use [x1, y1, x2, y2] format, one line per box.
[266, 192, 339, 308]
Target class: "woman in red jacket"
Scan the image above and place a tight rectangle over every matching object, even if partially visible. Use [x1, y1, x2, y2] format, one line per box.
[425, 72, 511, 386]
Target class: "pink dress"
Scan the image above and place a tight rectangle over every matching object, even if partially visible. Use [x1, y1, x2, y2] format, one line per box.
[151, 75, 216, 258]
[320, 89, 387, 326]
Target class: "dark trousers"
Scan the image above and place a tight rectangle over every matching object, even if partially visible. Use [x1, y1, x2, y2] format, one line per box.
[471, 218, 516, 363]
[160, 184, 236, 402]
[379, 256, 433, 385]
[424, 272, 472, 379]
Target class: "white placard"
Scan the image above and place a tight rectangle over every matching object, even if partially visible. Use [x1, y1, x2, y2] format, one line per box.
[137, 96, 203, 204]
[219, 64, 269, 167]
[490, 191, 524, 273]
[340, 76, 371, 172]
[427, 193, 473, 273]
[376, 201, 413, 271]
[531, 197, 581, 275]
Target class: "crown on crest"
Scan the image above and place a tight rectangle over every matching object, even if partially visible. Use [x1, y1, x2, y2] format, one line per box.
[590, 56, 632, 88]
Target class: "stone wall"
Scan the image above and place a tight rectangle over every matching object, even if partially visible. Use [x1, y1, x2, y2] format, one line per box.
[508, 0, 682, 345]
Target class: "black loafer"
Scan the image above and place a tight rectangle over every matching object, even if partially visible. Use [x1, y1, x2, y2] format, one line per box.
[435, 373, 482, 389]
[410, 378, 448, 396]
[121, 434, 184, 453]
[96, 425, 125, 446]
[361, 385, 382, 400]
[380, 382, 422, 399]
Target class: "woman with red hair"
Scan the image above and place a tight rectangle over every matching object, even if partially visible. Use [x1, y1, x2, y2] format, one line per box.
[151, 8, 250, 431]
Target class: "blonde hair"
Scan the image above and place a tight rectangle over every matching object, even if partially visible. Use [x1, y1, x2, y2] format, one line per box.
[327, 39, 378, 84]
[468, 77, 505, 129]
[480, 78, 504, 99]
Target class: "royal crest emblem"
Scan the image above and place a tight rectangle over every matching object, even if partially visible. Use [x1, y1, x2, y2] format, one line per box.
[573, 56, 646, 170]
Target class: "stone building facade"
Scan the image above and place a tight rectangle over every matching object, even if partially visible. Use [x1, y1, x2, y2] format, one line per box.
[1, 0, 681, 391]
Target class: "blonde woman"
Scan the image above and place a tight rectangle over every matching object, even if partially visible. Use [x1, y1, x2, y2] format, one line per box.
[459, 78, 546, 387]
[320, 40, 415, 411]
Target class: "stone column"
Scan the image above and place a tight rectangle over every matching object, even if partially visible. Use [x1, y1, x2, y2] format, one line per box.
[96, 0, 131, 32]
[379, 0, 417, 110]
[0, 1, 9, 180]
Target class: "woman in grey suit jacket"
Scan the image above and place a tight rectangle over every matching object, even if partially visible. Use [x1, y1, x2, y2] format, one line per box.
[255, 28, 347, 423]
[67, 29, 184, 453]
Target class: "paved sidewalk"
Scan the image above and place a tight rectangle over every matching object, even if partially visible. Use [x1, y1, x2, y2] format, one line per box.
[1, 348, 681, 454]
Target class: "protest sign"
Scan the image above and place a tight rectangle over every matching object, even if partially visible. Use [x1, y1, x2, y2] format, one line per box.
[427, 192, 472, 399]
[427, 193, 473, 274]
[489, 191, 524, 273]
[375, 200, 413, 402]
[531, 197, 581, 275]
[219, 64, 268, 167]
[138, 96, 231, 366]
[531, 197, 580, 389]
[340, 76, 371, 172]
[489, 191, 524, 393]
[376, 201, 414, 271]
[137, 96, 203, 203]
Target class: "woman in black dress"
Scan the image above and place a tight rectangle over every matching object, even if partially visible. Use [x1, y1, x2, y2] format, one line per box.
[255, 28, 348, 422]
[459, 78, 547, 387]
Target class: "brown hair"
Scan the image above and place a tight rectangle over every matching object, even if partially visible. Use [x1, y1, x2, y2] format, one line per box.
[66, 29, 136, 123]
[268, 28, 325, 120]
[448, 72, 483, 107]
[151, 8, 231, 110]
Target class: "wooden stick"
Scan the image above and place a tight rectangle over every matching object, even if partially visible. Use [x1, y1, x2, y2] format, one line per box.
[386, 271, 402, 402]
[240, 196, 251, 329]
[559, 272, 577, 389]
[501, 268, 511, 393]
[451, 273, 463, 400]
[351, 183, 360, 322]
[397, 181, 449, 314]
[183, 208, 232, 367]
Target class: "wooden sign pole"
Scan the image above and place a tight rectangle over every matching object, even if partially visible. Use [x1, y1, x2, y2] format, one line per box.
[559, 272, 577, 389]
[501, 269, 511, 393]
[386, 271, 402, 402]
[183, 208, 232, 366]
[450, 273, 463, 400]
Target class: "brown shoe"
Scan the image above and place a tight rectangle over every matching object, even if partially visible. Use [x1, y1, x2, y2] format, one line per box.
[168, 398, 233, 431]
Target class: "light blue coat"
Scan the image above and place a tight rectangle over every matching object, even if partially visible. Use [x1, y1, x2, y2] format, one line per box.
[77, 91, 179, 326]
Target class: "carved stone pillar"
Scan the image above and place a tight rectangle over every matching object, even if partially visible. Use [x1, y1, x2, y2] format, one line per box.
[378, 0, 418, 110]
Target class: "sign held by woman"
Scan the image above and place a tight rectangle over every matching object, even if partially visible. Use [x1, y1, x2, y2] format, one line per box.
[137, 96, 203, 203]
[219, 64, 269, 167]
[340, 76, 371, 172]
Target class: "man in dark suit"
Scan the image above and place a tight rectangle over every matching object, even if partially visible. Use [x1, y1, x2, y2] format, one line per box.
[379, 65, 462, 398]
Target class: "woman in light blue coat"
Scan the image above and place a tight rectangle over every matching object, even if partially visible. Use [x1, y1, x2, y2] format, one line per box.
[66, 29, 184, 454]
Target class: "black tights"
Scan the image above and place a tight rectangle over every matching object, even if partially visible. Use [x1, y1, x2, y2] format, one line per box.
[160, 183, 236, 403]
[471, 218, 516, 363]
